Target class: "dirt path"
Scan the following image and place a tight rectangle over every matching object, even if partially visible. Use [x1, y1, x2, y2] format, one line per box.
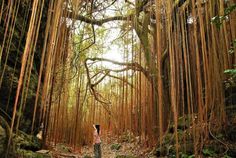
[48, 141, 152, 158]
[45, 136, 154, 158]
[81, 143, 132, 158]
[80, 141, 153, 158]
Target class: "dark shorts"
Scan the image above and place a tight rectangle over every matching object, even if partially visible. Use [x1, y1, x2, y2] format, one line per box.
[94, 143, 102, 158]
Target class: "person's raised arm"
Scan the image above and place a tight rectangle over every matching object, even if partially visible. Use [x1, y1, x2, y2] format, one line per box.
[93, 124, 96, 130]
[92, 125, 97, 145]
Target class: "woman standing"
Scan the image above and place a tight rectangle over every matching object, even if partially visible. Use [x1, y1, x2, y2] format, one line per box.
[93, 124, 102, 158]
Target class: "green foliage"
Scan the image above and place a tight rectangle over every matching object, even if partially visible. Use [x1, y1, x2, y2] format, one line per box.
[111, 143, 122, 150]
[55, 143, 72, 153]
[13, 132, 41, 152]
[0, 125, 6, 155]
[202, 148, 217, 157]
[224, 69, 236, 74]
[203, 147, 232, 158]
[180, 153, 195, 158]
[211, 15, 224, 29]
[224, 69, 236, 81]
[13, 131, 46, 157]
[16, 149, 51, 158]
[211, 3, 236, 29]
[224, 4, 236, 16]
[229, 39, 236, 54]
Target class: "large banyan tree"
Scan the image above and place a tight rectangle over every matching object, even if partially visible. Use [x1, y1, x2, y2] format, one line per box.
[0, 0, 235, 157]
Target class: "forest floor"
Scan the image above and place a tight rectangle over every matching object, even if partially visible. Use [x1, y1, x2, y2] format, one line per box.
[15, 113, 236, 157]
[80, 140, 152, 158]
[48, 134, 154, 158]
[51, 142, 152, 158]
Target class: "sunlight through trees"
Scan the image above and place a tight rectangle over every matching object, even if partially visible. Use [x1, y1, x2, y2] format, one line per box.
[0, 0, 236, 157]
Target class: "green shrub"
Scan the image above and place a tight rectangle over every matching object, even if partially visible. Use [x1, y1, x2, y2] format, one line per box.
[111, 143, 122, 150]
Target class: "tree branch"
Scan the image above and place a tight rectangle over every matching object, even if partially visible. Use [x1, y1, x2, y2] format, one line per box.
[85, 57, 150, 79]
[84, 57, 150, 113]
[84, 58, 112, 108]
[69, 13, 133, 26]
